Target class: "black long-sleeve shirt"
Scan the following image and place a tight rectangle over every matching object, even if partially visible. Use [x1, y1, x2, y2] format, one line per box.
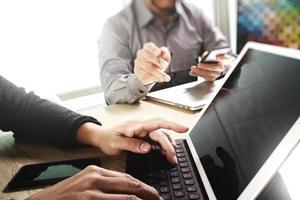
[0, 75, 101, 148]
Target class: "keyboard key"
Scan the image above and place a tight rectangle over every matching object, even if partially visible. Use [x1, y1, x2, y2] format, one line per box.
[176, 146, 183, 149]
[184, 179, 195, 185]
[181, 167, 190, 173]
[159, 180, 169, 186]
[160, 186, 170, 193]
[178, 157, 187, 162]
[183, 173, 192, 179]
[176, 146, 182, 150]
[158, 170, 167, 175]
[176, 148, 184, 153]
[156, 172, 167, 180]
[189, 193, 201, 199]
[170, 171, 179, 177]
[170, 166, 178, 172]
[161, 193, 171, 200]
[172, 183, 183, 190]
[174, 190, 185, 197]
[186, 185, 198, 192]
[171, 177, 181, 183]
[179, 162, 188, 167]
[177, 153, 185, 157]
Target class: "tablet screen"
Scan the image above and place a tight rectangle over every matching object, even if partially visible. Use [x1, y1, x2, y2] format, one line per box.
[190, 49, 300, 199]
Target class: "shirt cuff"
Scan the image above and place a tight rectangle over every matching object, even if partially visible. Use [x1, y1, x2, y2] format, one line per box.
[127, 75, 150, 99]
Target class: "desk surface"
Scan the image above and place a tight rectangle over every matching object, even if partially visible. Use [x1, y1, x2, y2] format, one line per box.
[0, 100, 200, 200]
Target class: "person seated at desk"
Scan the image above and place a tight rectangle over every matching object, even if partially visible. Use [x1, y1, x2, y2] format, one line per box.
[0, 75, 188, 200]
[99, 0, 230, 105]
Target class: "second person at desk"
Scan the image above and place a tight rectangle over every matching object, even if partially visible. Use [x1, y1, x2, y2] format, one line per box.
[99, 0, 229, 105]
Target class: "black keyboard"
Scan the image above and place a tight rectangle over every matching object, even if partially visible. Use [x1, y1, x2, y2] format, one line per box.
[126, 140, 204, 200]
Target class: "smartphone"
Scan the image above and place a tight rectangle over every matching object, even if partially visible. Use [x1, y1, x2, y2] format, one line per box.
[198, 47, 232, 64]
[199, 51, 218, 64]
[5, 157, 101, 192]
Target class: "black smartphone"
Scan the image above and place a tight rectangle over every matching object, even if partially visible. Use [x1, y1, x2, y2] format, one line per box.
[199, 51, 218, 64]
[199, 47, 232, 64]
[5, 157, 101, 192]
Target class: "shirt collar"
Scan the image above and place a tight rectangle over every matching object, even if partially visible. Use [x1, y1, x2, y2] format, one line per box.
[175, 1, 191, 26]
[134, 0, 187, 28]
[134, 0, 154, 28]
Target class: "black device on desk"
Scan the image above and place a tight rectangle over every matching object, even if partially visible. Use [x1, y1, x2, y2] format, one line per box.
[5, 157, 101, 192]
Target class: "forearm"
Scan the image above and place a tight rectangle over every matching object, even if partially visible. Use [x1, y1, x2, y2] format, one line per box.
[12, 97, 101, 147]
[98, 18, 150, 105]
[0, 75, 101, 147]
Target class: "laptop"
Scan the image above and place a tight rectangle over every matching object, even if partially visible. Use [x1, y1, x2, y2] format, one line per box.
[146, 78, 225, 111]
[146, 48, 234, 111]
[126, 42, 300, 200]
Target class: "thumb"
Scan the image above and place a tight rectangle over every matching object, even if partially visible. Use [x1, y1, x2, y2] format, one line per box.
[160, 47, 171, 63]
[118, 137, 152, 154]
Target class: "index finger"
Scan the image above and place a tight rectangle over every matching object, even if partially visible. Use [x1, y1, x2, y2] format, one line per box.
[101, 176, 162, 200]
[141, 118, 189, 133]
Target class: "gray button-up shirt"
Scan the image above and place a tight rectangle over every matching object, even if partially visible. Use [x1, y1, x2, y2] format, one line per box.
[98, 0, 228, 105]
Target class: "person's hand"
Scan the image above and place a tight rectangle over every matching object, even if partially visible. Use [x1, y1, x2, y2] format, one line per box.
[28, 165, 162, 200]
[76, 118, 188, 165]
[189, 54, 229, 81]
[134, 42, 171, 85]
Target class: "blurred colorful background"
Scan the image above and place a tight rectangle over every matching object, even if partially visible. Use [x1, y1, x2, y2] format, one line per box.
[237, 0, 300, 52]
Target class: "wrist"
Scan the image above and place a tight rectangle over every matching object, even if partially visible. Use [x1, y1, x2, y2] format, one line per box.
[76, 122, 105, 147]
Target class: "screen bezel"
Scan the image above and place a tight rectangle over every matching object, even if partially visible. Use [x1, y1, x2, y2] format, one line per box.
[185, 42, 300, 200]
[5, 157, 101, 192]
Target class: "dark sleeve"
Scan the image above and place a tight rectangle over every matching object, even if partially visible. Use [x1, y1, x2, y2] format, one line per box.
[0, 75, 101, 148]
